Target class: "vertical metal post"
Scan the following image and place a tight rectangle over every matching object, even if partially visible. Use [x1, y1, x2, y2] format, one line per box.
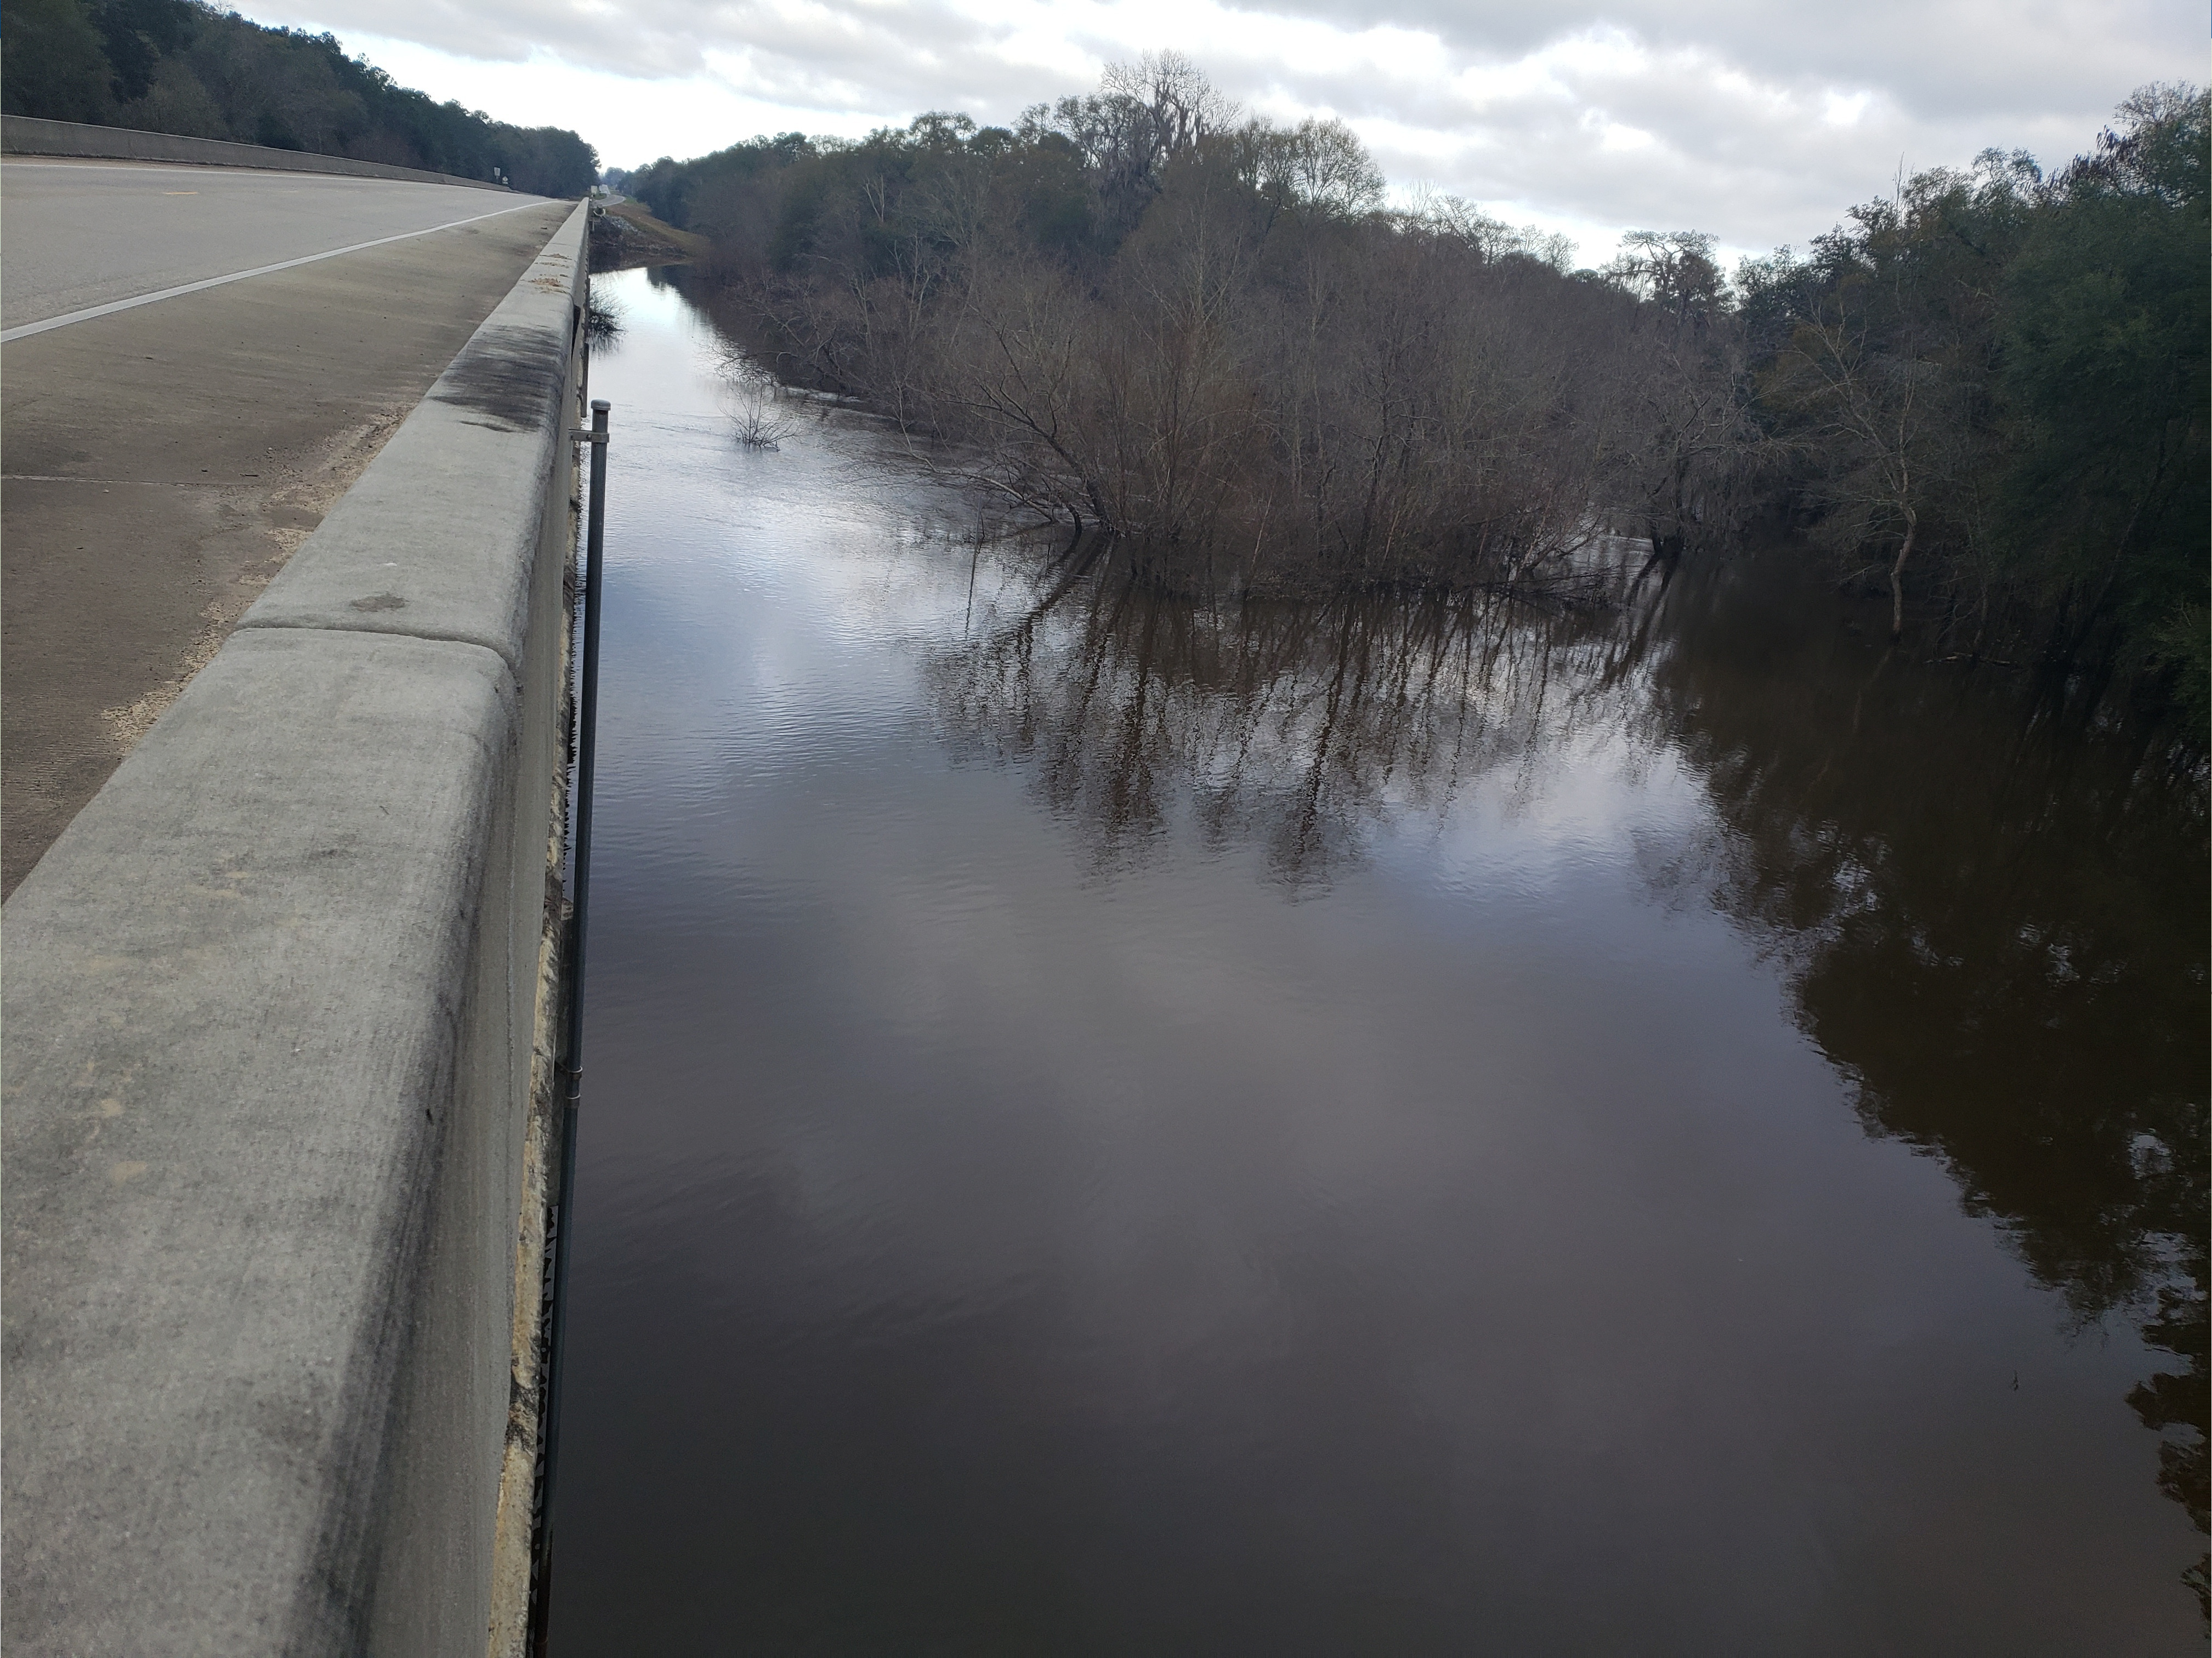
[531, 397, 609, 1655]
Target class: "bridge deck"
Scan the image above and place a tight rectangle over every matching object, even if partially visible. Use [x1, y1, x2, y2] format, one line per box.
[1, 159, 572, 893]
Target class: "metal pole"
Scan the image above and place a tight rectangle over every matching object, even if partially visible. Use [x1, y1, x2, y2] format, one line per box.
[531, 396, 609, 1654]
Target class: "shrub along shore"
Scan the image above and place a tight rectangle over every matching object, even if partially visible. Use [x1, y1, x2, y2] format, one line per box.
[621, 57, 2205, 743]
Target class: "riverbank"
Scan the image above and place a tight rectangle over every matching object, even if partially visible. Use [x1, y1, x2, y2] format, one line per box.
[589, 201, 705, 270]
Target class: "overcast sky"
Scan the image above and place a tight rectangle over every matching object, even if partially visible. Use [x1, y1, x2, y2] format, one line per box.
[247, 0, 2199, 264]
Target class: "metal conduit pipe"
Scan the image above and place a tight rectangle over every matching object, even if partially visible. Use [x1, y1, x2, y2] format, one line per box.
[530, 395, 610, 1653]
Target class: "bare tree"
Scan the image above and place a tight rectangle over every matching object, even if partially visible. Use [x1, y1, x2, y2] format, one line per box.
[1765, 290, 1944, 638]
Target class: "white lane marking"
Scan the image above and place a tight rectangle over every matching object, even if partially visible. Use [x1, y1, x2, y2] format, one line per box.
[0, 199, 550, 343]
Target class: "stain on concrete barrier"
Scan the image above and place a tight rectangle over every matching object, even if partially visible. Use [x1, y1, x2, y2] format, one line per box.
[434, 323, 572, 435]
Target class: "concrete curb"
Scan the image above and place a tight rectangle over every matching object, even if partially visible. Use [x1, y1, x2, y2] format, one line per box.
[2, 115, 509, 191]
[1, 202, 589, 1655]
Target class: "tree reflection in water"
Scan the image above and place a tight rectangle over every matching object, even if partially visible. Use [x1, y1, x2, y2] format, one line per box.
[1643, 552, 2208, 1614]
[928, 531, 2209, 1610]
[928, 533, 1648, 889]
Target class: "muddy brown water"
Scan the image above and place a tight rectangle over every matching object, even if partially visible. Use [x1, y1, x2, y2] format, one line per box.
[546, 267, 2207, 1654]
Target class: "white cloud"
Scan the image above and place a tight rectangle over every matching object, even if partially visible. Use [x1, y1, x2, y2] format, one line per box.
[243, 0, 2198, 265]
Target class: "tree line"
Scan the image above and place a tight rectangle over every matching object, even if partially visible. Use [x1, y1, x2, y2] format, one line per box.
[2, 0, 597, 195]
[626, 55, 2205, 738]
[1738, 83, 2206, 730]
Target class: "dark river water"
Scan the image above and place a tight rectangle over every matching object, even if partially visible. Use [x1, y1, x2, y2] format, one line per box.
[548, 266, 2207, 1654]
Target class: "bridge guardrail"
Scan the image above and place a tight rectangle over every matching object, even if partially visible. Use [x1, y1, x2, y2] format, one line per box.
[1, 201, 589, 1655]
[2, 115, 509, 190]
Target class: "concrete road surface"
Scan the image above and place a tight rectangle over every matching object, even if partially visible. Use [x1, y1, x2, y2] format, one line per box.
[2, 160, 575, 895]
[3, 159, 543, 328]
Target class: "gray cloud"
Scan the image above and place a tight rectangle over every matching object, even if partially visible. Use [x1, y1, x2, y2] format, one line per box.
[1224, 0, 2193, 120]
[249, 0, 2198, 258]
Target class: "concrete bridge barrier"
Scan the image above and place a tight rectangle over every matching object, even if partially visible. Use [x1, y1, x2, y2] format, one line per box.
[2, 115, 509, 190]
[2, 203, 589, 1654]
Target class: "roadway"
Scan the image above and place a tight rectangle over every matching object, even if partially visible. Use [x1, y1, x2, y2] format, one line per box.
[1, 160, 574, 894]
[2, 160, 549, 330]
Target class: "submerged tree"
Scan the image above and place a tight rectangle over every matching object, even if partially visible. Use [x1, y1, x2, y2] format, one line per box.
[1744, 88, 2205, 733]
[673, 61, 1701, 595]
[643, 64, 2203, 735]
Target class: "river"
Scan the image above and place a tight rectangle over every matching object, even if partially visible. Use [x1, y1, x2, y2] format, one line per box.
[546, 265, 2207, 1653]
